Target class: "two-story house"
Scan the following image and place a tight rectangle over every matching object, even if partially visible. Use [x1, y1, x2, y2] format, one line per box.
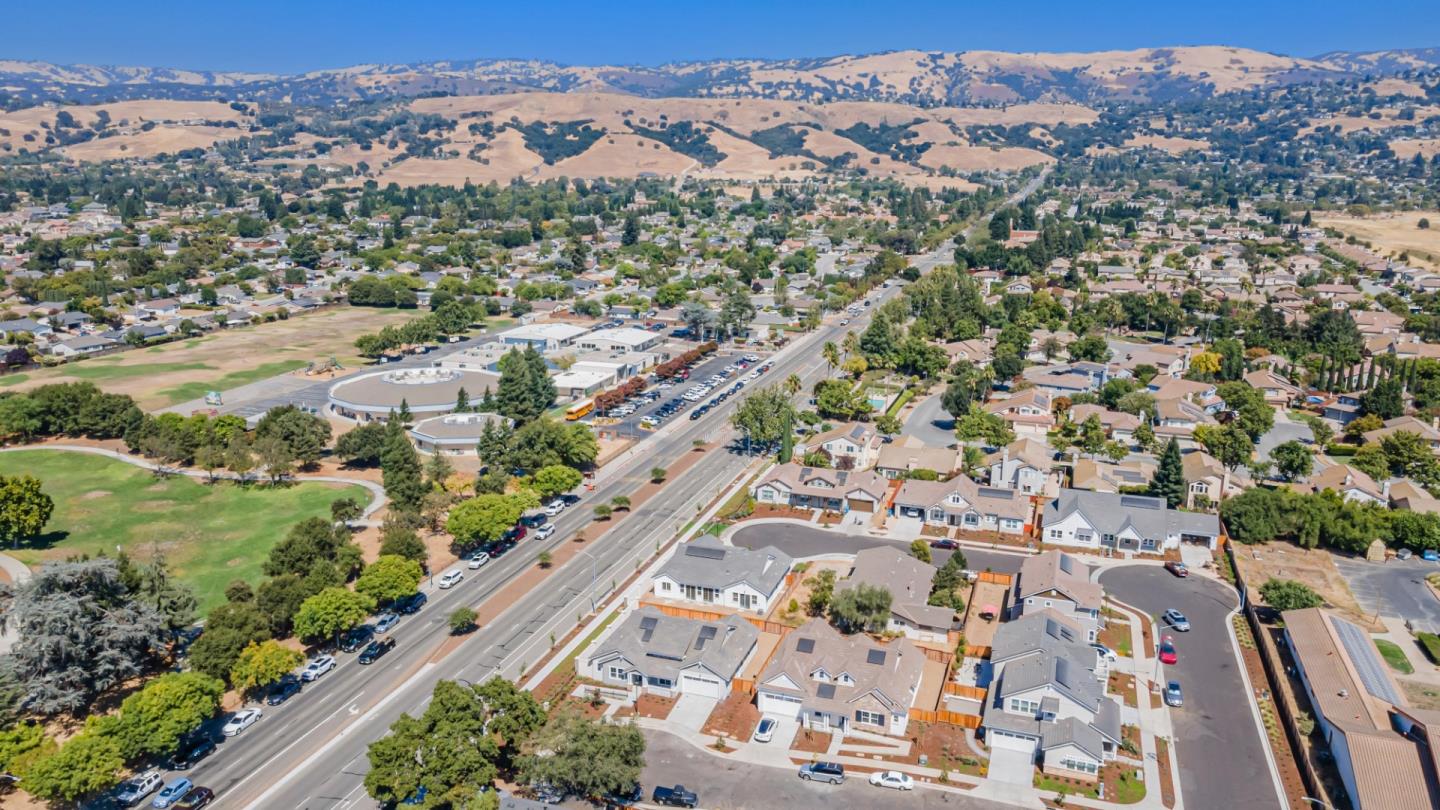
[652, 536, 792, 614]
[987, 437, 1061, 496]
[756, 619, 924, 737]
[799, 422, 883, 470]
[585, 607, 758, 699]
[984, 389, 1055, 439]
[839, 548, 956, 642]
[1010, 551, 1103, 640]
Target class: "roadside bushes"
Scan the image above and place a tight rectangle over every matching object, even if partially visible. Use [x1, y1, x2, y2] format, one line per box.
[1221, 485, 1440, 553]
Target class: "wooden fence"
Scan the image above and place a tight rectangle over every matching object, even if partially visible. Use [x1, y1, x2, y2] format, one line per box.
[975, 571, 1013, 586]
[943, 683, 987, 701]
[908, 708, 982, 728]
[731, 677, 756, 695]
[638, 599, 791, 636]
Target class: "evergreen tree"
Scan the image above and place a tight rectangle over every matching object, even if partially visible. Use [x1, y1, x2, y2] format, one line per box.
[455, 387, 470, 413]
[522, 346, 555, 415]
[381, 421, 425, 514]
[1149, 439, 1186, 508]
[497, 349, 544, 423]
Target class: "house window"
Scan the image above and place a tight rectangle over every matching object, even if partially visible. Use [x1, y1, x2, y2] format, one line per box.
[1059, 758, 1098, 775]
[929, 508, 944, 523]
[1190, 482, 1207, 494]
[855, 709, 885, 727]
[607, 666, 627, 681]
[1141, 538, 1156, 551]
[1102, 534, 1116, 544]
[964, 513, 980, 527]
[1009, 698, 1040, 715]
[646, 676, 673, 688]
[735, 593, 756, 610]
[660, 582, 671, 592]
[1049, 529, 1064, 540]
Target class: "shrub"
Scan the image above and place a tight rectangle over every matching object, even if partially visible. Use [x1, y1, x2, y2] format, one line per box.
[1418, 632, 1440, 664]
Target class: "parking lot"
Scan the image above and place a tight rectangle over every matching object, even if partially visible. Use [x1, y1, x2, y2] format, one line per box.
[607, 350, 772, 437]
[1334, 555, 1440, 633]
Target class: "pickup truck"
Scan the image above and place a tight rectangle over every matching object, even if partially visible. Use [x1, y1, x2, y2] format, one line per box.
[652, 785, 699, 808]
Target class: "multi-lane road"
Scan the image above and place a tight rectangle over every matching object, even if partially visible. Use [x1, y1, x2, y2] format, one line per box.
[182, 172, 1049, 809]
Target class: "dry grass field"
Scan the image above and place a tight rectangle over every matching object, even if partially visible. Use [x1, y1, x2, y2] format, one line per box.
[1123, 134, 1210, 154]
[0, 99, 251, 155]
[3, 306, 414, 410]
[1315, 211, 1440, 271]
[1391, 138, 1440, 161]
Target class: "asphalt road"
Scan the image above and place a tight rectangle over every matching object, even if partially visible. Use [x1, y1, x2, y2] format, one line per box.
[1333, 555, 1440, 632]
[186, 172, 1050, 810]
[1098, 566, 1282, 810]
[902, 393, 956, 449]
[639, 727, 1000, 810]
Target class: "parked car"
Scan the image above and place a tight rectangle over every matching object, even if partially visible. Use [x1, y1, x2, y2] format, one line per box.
[929, 538, 959, 550]
[1092, 643, 1117, 662]
[1426, 549, 1440, 562]
[467, 551, 490, 569]
[173, 787, 215, 810]
[1163, 609, 1191, 632]
[602, 784, 643, 807]
[394, 592, 427, 615]
[300, 655, 336, 682]
[438, 568, 464, 589]
[358, 636, 396, 664]
[536, 523, 556, 540]
[340, 624, 374, 652]
[1397, 548, 1415, 561]
[504, 525, 528, 543]
[374, 612, 400, 634]
[797, 762, 846, 784]
[115, 769, 164, 806]
[221, 707, 262, 736]
[1164, 561, 1189, 578]
[168, 737, 215, 769]
[266, 677, 301, 706]
[651, 785, 698, 808]
[1158, 637, 1178, 665]
[1164, 680, 1184, 707]
[530, 783, 566, 805]
[753, 716, 777, 743]
[151, 778, 194, 809]
[869, 771, 914, 791]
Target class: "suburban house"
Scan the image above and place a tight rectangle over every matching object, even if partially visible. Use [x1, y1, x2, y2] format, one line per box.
[981, 630, 1122, 782]
[799, 422, 883, 470]
[652, 536, 793, 615]
[984, 389, 1055, 438]
[1010, 551, 1103, 641]
[1243, 368, 1302, 408]
[839, 547, 956, 642]
[990, 608, 1110, 681]
[1322, 393, 1363, 425]
[1361, 416, 1440, 452]
[585, 606, 759, 699]
[1296, 464, 1387, 505]
[892, 475, 1030, 535]
[135, 298, 180, 319]
[755, 618, 924, 737]
[1067, 404, 1140, 445]
[874, 435, 959, 480]
[1041, 489, 1222, 554]
[1152, 396, 1213, 443]
[986, 437, 1061, 496]
[1070, 458, 1155, 493]
[1181, 451, 1245, 505]
[752, 464, 890, 514]
[1283, 608, 1440, 810]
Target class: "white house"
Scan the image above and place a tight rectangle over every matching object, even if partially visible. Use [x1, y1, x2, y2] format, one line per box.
[1041, 489, 1221, 555]
[652, 536, 792, 615]
[752, 464, 890, 513]
[585, 607, 758, 699]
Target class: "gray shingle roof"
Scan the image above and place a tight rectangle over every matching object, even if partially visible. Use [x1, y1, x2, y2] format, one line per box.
[656, 535, 791, 597]
[1042, 488, 1220, 540]
[589, 606, 758, 684]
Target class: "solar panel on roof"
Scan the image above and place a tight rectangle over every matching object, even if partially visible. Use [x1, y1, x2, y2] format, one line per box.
[1055, 656, 1072, 689]
[1333, 616, 1404, 706]
[640, 616, 658, 630]
[795, 637, 815, 654]
[816, 683, 836, 699]
[1058, 554, 1073, 575]
[977, 487, 1012, 499]
[1119, 495, 1162, 510]
[684, 544, 727, 560]
[866, 649, 886, 666]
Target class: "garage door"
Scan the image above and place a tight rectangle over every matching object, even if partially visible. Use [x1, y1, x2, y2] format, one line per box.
[987, 728, 1039, 754]
[758, 692, 803, 719]
[847, 498, 873, 513]
[681, 673, 722, 699]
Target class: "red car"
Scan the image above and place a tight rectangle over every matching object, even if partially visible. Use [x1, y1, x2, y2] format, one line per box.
[1158, 637, 1178, 665]
[929, 538, 959, 550]
[1164, 561, 1189, 578]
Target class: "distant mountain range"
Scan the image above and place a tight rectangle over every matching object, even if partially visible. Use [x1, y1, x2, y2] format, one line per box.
[2, 45, 1438, 107]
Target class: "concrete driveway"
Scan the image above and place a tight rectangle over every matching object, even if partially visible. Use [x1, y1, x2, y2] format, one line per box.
[986, 745, 1036, 785]
[901, 394, 956, 449]
[1100, 566, 1283, 810]
[1334, 556, 1440, 633]
[670, 693, 719, 733]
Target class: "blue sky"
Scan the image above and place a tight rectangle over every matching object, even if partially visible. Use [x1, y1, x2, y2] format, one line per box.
[8, 0, 1440, 73]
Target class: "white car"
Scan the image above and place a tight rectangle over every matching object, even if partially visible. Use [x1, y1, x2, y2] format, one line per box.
[467, 551, 490, 569]
[544, 500, 565, 517]
[438, 568, 464, 589]
[536, 524, 556, 540]
[114, 769, 164, 805]
[300, 655, 335, 682]
[222, 707, 262, 736]
[753, 716, 777, 743]
[869, 771, 914, 791]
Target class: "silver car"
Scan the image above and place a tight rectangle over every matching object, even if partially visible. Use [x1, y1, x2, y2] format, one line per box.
[1163, 609, 1191, 632]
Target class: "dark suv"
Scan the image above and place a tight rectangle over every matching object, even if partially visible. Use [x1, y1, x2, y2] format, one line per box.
[265, 676, 301, 706]
[358, 636, 396, 664]
[340, 624, 374, 653]
[798, 761, 846, 784]
[169, 737, 216, 770]
[394, 592, 427, 615]
[651, 785, 698, 808]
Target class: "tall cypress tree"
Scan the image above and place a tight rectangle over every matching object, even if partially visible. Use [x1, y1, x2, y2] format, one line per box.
[1149, 439, 1187, 508]
[380, 420, 425, 514]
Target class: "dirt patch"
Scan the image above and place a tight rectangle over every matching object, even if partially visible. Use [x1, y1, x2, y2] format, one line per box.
[1316, 210, 1440, 272]
[1098, 615, 1133, 658]
[791, 728, 832, 756]
[79, 489, 111, 500]
[701, 690, 761, 742]
[627, 693, 676, 720]
[1109, 672, 1139, 709]
[1232, 542, 1371, 627]
[897, 722, 987, 777]
[963, 580, 1009, 649]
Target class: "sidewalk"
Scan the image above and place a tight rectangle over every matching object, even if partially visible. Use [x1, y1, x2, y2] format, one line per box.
[1104, 598, 1182, 810]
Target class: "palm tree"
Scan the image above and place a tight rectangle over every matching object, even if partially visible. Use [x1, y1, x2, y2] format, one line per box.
[784, 373, 803, 396]
[822, 342, 840, 374]
[842, 331, 860, 357]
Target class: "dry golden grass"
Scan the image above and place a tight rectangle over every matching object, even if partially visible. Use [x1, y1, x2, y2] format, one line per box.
[1315, 211, 1440, 271]
[61, 125, 242, 160]
[1123, 134, 1210, 154]
[1391, 139, 1440, 161]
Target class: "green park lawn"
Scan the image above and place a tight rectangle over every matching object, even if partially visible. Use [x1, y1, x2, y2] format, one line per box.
[2, 450, 369, 612]
[158, 360, 309, 405]
[1375, 638, 1416, 674]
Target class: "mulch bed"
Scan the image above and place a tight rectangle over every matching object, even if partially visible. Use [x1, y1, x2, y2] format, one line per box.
[899, 722, 986, 777]
[1108, 672, 1138, 709]
[921, 524, 949, 537]
[1245, 619, 1315, 810]
[1156, 737, 1176, 808]
[791, 728, 832, 755]
[632, 693, 676, 720]
[748, 504, 813, 520]
[701, 691, 761, 741]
